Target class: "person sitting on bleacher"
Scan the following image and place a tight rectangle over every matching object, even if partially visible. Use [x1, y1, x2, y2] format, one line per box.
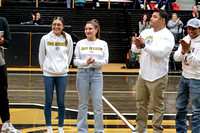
[75, 0, 85, 8]
[133, 0, 151, 10]
[139, 13, 150, 34]
[30, 12, 44, 25]
[148, 0, 172, 10]
[161, 0, 172, 10]
[167, 13, 184, 44]
[189, 5, 200, 19]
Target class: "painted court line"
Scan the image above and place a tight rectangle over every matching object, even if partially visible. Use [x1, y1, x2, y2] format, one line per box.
[102, 96, 136, 132]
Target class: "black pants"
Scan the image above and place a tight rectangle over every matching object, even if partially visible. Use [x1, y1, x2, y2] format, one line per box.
[0, 65, 10, 123]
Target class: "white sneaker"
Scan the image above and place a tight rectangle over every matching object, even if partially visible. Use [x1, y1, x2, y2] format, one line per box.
[154, 4, 158, 9]
[140, 4, 144, 9]
[147, 5, 151, 10]
[143, 130, 147, 133]
[132, 129, 147, 133]
[1, 122, 21, 133]
[58, 127, 64, 133]
[96, 2, 100, 7]
[47, 126, 53, 133]
[161, 5, 166, 10]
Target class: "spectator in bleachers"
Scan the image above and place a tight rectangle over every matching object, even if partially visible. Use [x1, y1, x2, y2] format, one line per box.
[136, 0, 172, 10]
[171, 0, 179, 10]
[149, 0, 172, 10]
[67, 0, 71, 8]
[139, 13, 150, 34]
[133, 0, 151, 10]
[189, 5, 200, 19]
[167, 13, 184, 44]
[31, 12, 44, 25]
[75, 0, 85, 8]
[161, 0, 172, 10]
[93, 0, 100, 9]
[151, 0, 162, 9]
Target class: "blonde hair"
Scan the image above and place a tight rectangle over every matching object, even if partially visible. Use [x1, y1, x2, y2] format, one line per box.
[171, 13, 178, 18]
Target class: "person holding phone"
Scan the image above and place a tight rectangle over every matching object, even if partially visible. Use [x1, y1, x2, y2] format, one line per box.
[0, 16, 21, 133]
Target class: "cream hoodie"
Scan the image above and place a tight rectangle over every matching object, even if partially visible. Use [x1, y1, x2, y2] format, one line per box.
[39, 30, 73, 76]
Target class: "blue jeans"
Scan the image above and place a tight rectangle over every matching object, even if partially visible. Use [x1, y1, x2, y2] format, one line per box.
[76, 68, 104, 133]
[175, 76, 200, 133]
[43, 76, 68, 127]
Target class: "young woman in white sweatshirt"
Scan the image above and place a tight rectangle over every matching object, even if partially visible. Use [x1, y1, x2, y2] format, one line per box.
[74, 19, 109, 133]
[38, 16, 73, 133]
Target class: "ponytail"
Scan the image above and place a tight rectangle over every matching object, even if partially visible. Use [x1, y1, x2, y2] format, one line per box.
[61, 31, 68, 45]
[85, 19, 100, 39]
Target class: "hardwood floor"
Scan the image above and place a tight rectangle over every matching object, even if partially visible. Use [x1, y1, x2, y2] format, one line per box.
[0, 64, 191, 133]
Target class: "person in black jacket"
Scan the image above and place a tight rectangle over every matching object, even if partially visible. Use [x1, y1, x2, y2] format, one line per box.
[31, 12, 44, 25]
[0, 17, 21, 133]
[189, 5, 200, 19]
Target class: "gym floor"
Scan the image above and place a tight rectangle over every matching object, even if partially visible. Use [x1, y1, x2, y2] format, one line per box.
[0, 64, 192, 133]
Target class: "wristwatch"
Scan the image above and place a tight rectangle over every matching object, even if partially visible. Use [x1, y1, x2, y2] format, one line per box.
[187, 50, 191, 54]
[141, 43, 145, 49]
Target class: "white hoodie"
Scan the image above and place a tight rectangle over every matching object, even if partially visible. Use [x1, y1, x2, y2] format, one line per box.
[39, 30, 73, 76]
[174, 35, 200, 79]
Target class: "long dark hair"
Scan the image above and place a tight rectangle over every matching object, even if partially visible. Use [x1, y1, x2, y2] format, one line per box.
[141, 13, 150, 24]
[52, 16, 68, 44]
[85, 19, 100, 39]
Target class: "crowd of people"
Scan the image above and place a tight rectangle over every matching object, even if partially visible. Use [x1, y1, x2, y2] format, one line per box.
[133, 0, 174, 10]
[138, 5, 200, 45]
[1, 2, 200, 133]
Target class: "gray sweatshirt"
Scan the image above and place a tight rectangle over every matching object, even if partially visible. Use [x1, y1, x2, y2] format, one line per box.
[167, 19, 184, 34]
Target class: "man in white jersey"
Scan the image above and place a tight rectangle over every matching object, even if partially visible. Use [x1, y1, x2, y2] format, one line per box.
[174, 18, 200, 133]
[131, 10, 175, 133]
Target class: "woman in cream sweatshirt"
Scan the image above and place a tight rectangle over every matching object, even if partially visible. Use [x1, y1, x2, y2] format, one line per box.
[39, 16, 73, 133]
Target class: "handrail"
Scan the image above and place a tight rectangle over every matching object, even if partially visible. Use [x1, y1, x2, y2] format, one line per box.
[72, 0, 75, 8]
[108, 0, 110, 9]
[36, 0, 38, 7]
